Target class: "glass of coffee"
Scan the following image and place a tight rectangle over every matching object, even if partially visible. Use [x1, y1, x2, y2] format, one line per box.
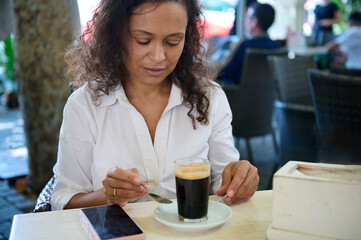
[174, 157, 210, 223]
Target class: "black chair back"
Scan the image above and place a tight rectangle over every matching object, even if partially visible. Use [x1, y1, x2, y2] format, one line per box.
[329, 66, 361, 77]
[223, 48, 287, 162]
[268, 55, 319, 164]
[225, 48, 287, 137]
[308, 69, 361, 162]
[268, 55, 315, 105]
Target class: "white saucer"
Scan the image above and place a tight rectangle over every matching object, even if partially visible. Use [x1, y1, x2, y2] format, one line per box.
[154, 200, 232, 232]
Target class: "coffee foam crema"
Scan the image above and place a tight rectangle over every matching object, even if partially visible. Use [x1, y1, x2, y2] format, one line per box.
[175, 162, 210, 180]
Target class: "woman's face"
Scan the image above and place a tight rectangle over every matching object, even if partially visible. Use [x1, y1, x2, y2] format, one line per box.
[126, 2, 188, 87]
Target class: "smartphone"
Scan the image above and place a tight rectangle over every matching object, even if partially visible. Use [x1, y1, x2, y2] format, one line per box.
[80, 204, 145, 240]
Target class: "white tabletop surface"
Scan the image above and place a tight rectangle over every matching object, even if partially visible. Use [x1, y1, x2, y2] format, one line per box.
[288, 45, 327, 56]
[10, 190, 273, 240]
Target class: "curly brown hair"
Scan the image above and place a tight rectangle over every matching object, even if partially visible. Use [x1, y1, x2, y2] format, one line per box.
[65, 0, 212, 128]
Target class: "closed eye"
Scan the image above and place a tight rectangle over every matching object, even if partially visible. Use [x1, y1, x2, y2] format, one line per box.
[166, 40, 181, 47]
[136, 40, 150, 45]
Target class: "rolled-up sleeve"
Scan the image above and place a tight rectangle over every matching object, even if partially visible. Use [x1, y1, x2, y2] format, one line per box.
[51, 89, 97, 210]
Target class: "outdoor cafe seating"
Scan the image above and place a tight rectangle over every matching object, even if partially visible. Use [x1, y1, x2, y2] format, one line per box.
[268, 55, 318, 167]
[223, 48, 287, 164]
[308, 69, 361, 163]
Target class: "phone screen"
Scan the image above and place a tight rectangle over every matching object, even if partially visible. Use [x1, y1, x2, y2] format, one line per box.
[81, 205, 143, 239]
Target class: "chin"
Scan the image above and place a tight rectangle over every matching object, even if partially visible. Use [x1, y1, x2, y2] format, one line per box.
[143, 76, 170, 86]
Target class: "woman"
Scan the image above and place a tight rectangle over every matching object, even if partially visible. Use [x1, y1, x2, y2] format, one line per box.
[51, 0, 259, 211]
[313, 0, 341, 45]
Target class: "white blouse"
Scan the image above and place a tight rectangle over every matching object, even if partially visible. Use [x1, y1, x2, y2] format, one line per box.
[51, 81, 239, 210]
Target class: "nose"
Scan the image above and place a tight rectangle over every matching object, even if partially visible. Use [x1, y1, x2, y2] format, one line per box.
[149, 43, 166, 63]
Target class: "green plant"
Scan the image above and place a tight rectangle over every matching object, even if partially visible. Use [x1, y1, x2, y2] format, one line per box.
[331, 0, 348, 35]
[332, 0, 361, 34]
[0, 34, 16, 91]
[350, 0, 361, 11]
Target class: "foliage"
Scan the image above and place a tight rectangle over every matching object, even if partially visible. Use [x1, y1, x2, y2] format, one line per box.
[350, 0, 361, 11]
[332, 0, 361, 35]
[0, 35, 15, 81]
[331, 0, 348, 35]
[0, 35, 15, 93]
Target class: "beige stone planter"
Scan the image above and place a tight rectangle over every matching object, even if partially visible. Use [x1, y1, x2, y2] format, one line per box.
[267, 161, 361, 240]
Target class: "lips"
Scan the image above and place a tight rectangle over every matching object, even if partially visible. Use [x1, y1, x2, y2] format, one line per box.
[143, 67, 165, 76]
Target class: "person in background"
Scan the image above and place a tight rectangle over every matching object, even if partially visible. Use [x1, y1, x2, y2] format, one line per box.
[51, 0, 259, 211]
[229, 0, 257, 36]
[217, 2, 281, 85]
[326, 11, 361, 70]
[313, 0, 341, 45]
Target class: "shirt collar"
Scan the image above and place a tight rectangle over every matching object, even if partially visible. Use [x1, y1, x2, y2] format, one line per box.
[164, 83, 183, 113]
[99, 85, 129, 108]
[99, 83, 183, 110]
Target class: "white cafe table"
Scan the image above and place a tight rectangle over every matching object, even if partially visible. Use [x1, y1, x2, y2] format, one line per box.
[10, 190, 272, 240]
[288, 45, 327, 56]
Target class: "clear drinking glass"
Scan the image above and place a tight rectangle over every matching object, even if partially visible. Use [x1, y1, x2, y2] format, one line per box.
[174, 157, 211, 223]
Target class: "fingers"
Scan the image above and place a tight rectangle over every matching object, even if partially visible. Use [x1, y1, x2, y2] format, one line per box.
[128, 168, 140, 175]
[226, 162, 248, 197]
[104, 183, 145, 198]
[104, 167, 145, 195]
[107, 167, 142, 185]
[103, 184, 147, 206]
[232, 165, 259, 199]
[218, 161, 259, 202]
[216, 162, 235, 197]
[105, 176, 145, 193]
[103, 167, 148, 206]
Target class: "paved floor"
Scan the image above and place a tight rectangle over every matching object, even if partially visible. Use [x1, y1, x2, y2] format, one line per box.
[0, 109, 29, 180]
[0, 180, 35, 240]
[0, 107, 277, 240]
[0, 107, 35, 240]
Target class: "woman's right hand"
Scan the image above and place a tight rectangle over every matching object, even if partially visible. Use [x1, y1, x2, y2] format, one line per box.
[102, 167, 148, 206]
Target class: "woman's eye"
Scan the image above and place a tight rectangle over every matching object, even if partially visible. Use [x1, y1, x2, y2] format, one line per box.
[136, 40, 150, 45]
[166, 40, 181, 46]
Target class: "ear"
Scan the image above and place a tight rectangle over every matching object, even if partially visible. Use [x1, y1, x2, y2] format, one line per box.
[249, 17, 259, 31]
[252, 18, 259, 29]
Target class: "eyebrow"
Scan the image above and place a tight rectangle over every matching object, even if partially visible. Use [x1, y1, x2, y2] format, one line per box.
[132, 30, 185, 37]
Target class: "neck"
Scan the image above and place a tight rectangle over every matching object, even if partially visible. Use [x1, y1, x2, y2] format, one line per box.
[123, 78, 172, 101]
[250, 25, 266, 35]
[248, 29, 268, 39]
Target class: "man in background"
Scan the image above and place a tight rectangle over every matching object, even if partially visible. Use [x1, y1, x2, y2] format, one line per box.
[326, 11, 361, 70]
[217, 2, 281, 85]
[229, 0, 257, 36]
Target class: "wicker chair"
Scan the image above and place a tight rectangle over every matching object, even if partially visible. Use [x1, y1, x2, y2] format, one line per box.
[329, 66, 361, 77]
[268, 55, 316, 105]
[274, 101, 317, 164]
[268, 55, 318, 167]
[223, 48, 287, 163]
[33, 176, 55, 212]
[267, 101, 318, 189]
[308, 69, 361, 163]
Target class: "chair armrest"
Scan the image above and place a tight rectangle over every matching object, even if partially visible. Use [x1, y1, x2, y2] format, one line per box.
[274, 100, 314, 113]
[33, 176, 55, 212]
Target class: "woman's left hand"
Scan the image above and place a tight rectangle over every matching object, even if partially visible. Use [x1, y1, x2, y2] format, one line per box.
[216, 160, 259, 203]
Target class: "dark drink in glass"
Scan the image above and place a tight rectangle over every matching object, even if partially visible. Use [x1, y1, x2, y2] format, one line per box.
[174, 158, 210, 223]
